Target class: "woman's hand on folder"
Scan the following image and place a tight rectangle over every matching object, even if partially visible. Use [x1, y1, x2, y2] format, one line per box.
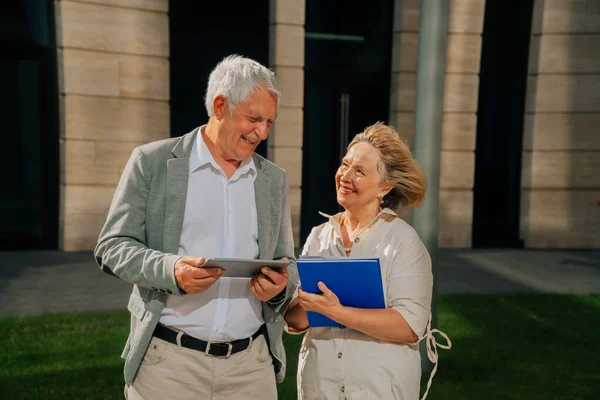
[297, 282, 342, 317]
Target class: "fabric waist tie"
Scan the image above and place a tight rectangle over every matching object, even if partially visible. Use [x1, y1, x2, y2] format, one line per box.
[417, 311, 452, 400]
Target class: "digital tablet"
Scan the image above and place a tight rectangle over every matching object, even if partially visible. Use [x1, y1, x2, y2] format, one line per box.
[200, 258, 290, 278]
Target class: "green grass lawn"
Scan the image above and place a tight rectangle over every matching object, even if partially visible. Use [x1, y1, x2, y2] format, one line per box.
[1, 294, 599, 399]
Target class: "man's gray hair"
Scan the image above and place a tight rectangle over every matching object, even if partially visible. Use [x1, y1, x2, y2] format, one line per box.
[205, 55, 281, 117]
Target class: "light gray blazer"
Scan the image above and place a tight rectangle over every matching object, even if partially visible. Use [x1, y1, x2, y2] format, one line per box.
[94, 128, 298, 385]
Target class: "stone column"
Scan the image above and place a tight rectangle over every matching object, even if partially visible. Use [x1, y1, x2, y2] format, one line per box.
[268, 0, 306, 244]
[522, 0, 600, 248]
[55, 0, 170, 250]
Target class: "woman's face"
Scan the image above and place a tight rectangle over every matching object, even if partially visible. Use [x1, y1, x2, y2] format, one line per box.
[335, 142, 391, 213]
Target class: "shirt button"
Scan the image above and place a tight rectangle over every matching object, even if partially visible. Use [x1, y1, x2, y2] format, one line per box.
[354, 237, 360, 243]
[341, 386, 345, 393]
[337, 352, 342, 359]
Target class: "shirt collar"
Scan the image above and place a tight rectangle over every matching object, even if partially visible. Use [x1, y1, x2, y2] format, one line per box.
[319, 208, 397, 227]
[191, 125, 257, 180]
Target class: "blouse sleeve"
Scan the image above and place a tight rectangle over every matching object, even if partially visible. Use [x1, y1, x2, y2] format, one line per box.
[387, 229, 433, 338]
[283, 226, 320, 335]
[301, 226, 319, 257]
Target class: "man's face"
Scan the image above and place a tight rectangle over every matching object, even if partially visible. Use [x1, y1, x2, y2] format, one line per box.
[216, 88, 278, 161]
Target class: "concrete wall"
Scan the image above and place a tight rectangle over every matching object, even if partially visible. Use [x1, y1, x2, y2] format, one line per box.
[56, 0, 599, 251]
[56, 0, 170, 250]
[389, 0, 484, 247]
[268, 0, 305, 244]
[522, 0, 600, 248]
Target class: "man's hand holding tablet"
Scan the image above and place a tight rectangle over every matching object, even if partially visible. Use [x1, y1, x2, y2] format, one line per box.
[200, 258, 290, 278]
[174, 256, 224, 295]
[198, 258, 291, 302]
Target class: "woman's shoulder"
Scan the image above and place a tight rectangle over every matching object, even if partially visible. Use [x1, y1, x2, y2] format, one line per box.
[380, 211, 424, 246]
[301, 214, 340, 253]
[306, 220, 334, 241]
[377, 212, 430, 266]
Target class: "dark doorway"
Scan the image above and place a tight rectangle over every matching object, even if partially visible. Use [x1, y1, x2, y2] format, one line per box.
[301, 0, 394, 241]
[169, 1, 270, 157]
[472, 0, 535, 248]
[0, 0, 59, 250]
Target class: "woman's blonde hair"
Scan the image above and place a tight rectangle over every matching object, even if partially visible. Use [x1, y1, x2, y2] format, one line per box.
[348, 122, 426, 209]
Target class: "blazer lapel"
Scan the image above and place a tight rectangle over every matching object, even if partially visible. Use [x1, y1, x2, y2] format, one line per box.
[162, 129, 198, 254]
[254, 156, 272, 259]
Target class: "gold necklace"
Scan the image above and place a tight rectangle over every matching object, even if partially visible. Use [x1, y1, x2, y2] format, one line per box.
[342, 210, 380, 253]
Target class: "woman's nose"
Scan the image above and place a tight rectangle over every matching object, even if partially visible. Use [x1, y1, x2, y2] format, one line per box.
[340, 168, 352, 181]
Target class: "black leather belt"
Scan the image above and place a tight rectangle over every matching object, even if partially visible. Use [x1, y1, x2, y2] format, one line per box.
[152, 323, 266, 358]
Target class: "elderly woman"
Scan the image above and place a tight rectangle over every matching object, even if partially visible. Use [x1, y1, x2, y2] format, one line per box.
[285, 123, 449, 400]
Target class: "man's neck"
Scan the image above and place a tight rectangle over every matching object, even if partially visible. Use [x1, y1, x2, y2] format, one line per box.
[203, 122, 242, 179]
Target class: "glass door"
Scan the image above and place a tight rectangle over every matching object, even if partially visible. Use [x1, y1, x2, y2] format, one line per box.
[169, 0, 270, 157]
[472, 0, 534, 247]
[0, 0, 59, 250]
[301, 0, 394, 241]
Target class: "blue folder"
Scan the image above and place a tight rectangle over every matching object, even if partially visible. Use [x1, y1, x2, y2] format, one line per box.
[297, 257, 385, 327]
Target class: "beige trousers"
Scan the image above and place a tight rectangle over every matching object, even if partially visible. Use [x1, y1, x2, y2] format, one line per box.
[125, 335, 277, 400]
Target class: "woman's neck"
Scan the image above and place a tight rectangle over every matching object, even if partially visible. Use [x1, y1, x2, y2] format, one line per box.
[343, 204, 381, 232]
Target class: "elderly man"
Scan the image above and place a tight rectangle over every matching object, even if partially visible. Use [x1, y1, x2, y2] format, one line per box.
[95, 55, 298, 400]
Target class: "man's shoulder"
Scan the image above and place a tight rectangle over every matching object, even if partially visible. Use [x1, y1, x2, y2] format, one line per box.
[134, 129, 196, 163]
[136, 137, 180, 157]
[254, 153, 286, 178]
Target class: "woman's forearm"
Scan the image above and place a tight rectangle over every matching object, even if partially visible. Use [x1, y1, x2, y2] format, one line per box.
[284, 304, 310, 332]
[327, 306, 418, 344]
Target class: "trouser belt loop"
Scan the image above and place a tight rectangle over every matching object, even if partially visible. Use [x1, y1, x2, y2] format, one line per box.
[175, 330, 184, 348]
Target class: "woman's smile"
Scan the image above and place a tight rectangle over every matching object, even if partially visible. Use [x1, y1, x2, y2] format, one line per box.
[338, 185, 355, 195]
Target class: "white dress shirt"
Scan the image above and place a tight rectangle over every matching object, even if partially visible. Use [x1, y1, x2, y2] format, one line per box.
[159, 126, 264, 341]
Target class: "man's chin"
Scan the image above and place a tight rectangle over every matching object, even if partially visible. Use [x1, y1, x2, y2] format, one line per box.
[234, 148, 256, 161]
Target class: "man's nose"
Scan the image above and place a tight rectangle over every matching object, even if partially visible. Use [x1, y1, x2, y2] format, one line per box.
[255, 121, 270, 140]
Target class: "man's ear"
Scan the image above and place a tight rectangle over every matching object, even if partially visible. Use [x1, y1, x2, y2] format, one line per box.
[212, 95, 227, 119]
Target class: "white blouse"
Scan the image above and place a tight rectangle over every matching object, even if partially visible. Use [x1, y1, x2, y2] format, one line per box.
[296, 208, 449, 400]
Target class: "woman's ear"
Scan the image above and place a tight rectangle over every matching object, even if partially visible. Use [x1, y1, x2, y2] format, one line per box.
[380, 185, 393, 199]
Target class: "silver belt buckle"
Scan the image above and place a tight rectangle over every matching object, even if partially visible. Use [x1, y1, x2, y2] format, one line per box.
[205, 341, 233, 358]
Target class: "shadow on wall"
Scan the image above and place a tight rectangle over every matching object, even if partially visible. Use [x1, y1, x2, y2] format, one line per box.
[436, 0, 482, 249]
[521, 0, 600, 249]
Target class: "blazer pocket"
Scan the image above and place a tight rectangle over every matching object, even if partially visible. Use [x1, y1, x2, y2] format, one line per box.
[121, 334, 132, 360]
[127, 291, 148, 321]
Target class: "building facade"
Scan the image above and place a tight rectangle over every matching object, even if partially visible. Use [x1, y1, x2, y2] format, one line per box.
[2, 0, 599, 251]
